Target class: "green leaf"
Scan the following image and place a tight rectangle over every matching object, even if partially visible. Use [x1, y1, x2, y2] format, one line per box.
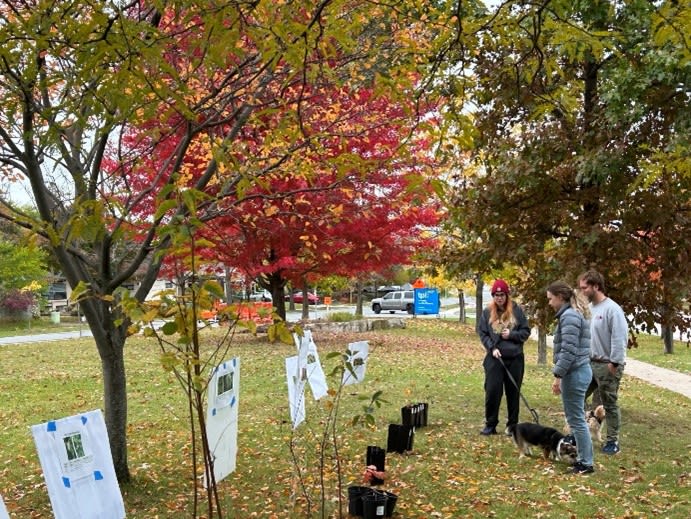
[161, 321, 178, 335]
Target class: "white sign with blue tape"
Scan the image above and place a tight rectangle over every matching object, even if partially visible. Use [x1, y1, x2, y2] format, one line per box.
[205, 357, 240, 487]
[30, 409, 125, 518]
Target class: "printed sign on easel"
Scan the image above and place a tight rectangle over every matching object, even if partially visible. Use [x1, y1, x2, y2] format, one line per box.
[342, 341, 369, 386]
[31, 409, 125, 519]
[294, 330, 328, 400]
[205, 357, 240, 487]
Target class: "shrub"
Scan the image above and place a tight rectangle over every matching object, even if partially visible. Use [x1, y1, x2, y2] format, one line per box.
[327, 311, 357, 322]
[0, 289, 35, 315]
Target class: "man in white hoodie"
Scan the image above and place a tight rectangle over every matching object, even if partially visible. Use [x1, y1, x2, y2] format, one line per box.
[578, 270, 628, 455]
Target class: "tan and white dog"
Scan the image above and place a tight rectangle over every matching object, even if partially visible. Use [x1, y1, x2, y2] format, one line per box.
[563, 405, 606, 443]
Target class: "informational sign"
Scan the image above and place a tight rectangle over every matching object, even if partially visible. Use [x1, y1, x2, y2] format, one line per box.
[414, 288, 440, 315]
[31, 409, 125, 519]
[205, 357, 240, 487]
[342, 341, 369, 386]
[285, 356, 307, 428]
[295, 330, 328, 400]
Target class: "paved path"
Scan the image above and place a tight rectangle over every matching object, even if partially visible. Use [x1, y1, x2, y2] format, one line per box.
[531, 330, 691, 399]
[0, 330, 93, 345]
[624, 358, 691, 399]
[2, 329, 689, 399]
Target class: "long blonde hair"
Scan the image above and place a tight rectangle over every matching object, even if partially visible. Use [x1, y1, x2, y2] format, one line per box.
[489, 298, 517, 332]
[547, 280, 591, 319]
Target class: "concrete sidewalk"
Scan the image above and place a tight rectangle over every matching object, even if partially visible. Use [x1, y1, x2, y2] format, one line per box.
[624, 358, 691, 399]
[0, 330, 93, 345]
[531, 330, 691, 399]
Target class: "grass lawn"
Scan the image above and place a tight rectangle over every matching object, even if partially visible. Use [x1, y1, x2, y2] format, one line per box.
[0, 319, 689, 518]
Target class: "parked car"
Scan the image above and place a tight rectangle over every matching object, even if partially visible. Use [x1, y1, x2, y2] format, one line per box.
[285, 291, 320, 304]
[371, 290, 414, 314]
[249, 290, 272, 302]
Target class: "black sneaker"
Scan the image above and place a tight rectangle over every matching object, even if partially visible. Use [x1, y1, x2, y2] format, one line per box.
[571, 462, 594, 475]
[480, 426, 497, 436]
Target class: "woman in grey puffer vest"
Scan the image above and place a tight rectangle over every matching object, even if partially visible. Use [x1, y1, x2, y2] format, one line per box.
[547, 280, 594, 475]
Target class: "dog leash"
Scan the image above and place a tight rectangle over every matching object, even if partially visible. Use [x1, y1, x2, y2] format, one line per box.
[497, 356, 540, 424]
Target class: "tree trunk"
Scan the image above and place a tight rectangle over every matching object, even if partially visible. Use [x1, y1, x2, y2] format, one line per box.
[458, 289, 466, 323]
[537, 328, 547, 365]
[81, 298, 131, 482]
[662, 326, 674, 354]
[474, 275, 484, 333]
[100, 341, 129, 482]
[301, 278, 309, 320]
[355, 279, 364, 316]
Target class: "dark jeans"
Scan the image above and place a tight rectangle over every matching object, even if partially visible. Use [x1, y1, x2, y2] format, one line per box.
[483, 354, 525, 429]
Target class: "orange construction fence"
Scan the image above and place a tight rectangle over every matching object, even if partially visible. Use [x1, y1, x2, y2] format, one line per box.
[200, 301, 274, 325]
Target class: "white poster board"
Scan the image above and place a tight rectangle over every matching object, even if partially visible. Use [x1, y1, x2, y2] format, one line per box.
[31, 409, 125, 519]
[342, 341, 369, 386]
[295, 330, 328, 400]
[0, 494, 9, 519]
[285, 356, 307, 428]
[205, 357, 240, 487]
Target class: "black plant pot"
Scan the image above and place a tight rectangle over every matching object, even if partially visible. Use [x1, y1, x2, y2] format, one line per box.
[366, 445, 386, 485]
[401, 404, 417, 428]
[348, 485, 370, 517]
[362, 490, 388, 519]
[386, 424, 414, 453]
[419, 402, 429, 427]
[382, 491, 398, 517]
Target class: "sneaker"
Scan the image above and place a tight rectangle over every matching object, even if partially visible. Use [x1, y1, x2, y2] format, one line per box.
[480, 426, 497, 436]
[602, 441, 620, 455]
[571, 461, 595, 474]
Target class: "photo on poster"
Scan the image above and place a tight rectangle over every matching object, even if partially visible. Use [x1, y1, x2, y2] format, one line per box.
[214, 368, 236, 409]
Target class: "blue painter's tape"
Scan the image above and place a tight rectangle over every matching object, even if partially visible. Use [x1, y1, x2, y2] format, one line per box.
[47, 421, 57, 432]
[62, 477, 71, 488]
[81, 415, 88, 425]
[94, 471, 103, 480]
[230, 396, 236, 407]
[212, 408, 217, 416]
[233, 358, 237, 368]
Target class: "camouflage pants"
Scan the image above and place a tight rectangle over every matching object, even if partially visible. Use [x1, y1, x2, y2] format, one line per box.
[589, 362, 624, 442]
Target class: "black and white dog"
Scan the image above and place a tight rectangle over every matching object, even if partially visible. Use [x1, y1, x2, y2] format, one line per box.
[507, 423, 577, 464]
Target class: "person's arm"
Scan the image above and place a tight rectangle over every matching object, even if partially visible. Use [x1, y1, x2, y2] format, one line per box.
[510, 305, 532, 343]
[477, 308, 498, 353]
[608, 305, 628, 366]
[552, 311, 580, 378]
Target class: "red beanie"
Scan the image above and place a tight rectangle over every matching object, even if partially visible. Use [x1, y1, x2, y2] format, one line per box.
[491, 279, 510, 295]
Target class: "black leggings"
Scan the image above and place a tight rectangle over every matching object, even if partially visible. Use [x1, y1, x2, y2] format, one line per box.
[483, 354, 525, 429]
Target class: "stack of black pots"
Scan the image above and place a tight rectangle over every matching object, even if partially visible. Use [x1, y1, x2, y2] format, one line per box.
[347, 487, 398, 518]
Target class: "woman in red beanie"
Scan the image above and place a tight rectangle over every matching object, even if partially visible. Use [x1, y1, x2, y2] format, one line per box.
[477, 279, 531, 435]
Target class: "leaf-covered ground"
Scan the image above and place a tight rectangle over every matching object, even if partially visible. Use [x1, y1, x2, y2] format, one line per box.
[0, 319, 689, 518]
